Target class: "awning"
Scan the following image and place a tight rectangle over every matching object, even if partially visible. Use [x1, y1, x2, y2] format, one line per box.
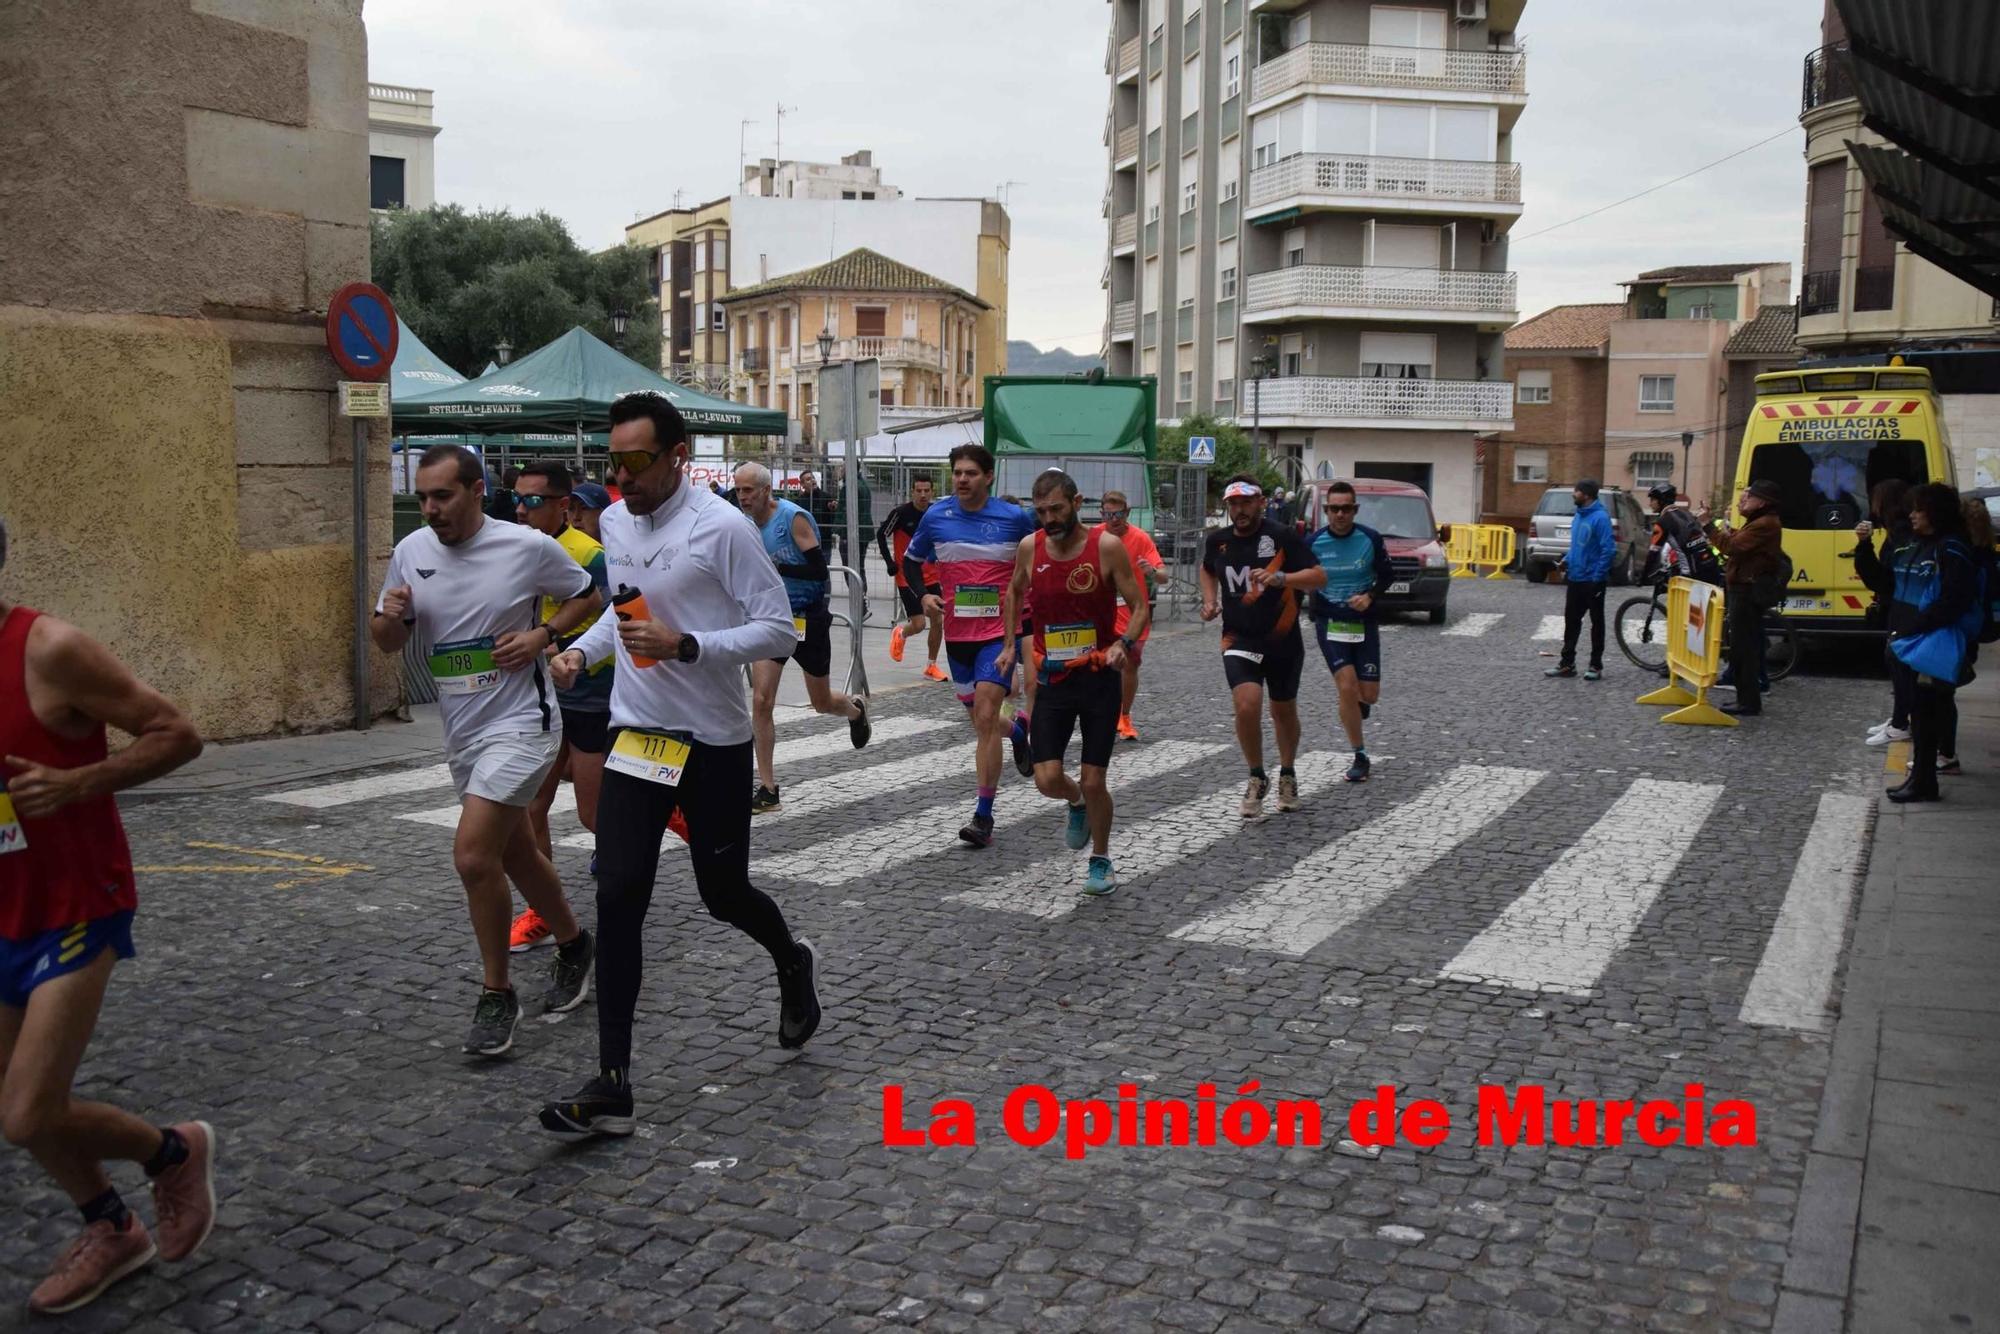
[1628, 451, 1674, 465]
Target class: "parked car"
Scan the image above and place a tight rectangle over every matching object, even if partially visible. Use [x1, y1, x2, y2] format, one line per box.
[1298, 479, 1451, 623]
[1522, 485, 1648, 585]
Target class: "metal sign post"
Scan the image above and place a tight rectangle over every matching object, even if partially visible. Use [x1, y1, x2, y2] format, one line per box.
[819, 358, 881, 698]
[325, 282, 399, 732]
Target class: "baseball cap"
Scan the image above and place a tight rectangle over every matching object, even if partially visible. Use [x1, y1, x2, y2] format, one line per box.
[572, 482, 612, 510]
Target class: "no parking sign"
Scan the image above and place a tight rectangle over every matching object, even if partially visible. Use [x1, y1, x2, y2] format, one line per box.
[324, 282, 399, 381]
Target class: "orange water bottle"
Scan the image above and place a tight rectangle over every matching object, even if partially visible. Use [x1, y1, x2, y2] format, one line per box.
[612, 585, 658, 668]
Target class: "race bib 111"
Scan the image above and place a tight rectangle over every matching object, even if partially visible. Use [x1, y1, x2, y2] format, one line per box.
[605, 729, 691, 786]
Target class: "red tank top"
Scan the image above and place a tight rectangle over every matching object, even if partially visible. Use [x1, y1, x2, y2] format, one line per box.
[0, 607, 137, 938]
[1030, 529, 1118, 676]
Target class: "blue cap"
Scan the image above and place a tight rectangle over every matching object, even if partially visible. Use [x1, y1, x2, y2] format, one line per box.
[572, 482, 612, 510]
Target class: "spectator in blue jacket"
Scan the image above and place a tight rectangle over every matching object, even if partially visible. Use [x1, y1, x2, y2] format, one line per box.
[1547, 478, 1615, 680]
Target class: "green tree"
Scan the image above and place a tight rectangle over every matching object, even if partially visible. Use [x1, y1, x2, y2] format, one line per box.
[1159, 413, 1282, 505]
[371, 205, 660, 376]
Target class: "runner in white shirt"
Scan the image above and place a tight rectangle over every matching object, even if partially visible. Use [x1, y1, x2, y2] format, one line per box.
[369, 445, 602, 1058]
[537, 392, 821, 1139]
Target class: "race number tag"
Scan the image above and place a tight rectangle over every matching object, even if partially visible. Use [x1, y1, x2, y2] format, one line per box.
[605, 729, 691, 786]
[792, 615, 808, 641]
[1043, 622, 1097, 663]
[0, 793, 26, 854]
[1324, 619, 1366, 644]
[953, 585, 1001, 619]
[429, 637, 501, 695]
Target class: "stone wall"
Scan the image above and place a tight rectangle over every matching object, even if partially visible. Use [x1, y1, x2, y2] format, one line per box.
[0, 0, 397, 739]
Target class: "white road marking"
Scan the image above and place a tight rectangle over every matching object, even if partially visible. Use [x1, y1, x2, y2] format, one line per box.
[949, 753, 1346, 919]
[1738, 793, 1873, 1031]
[757, 739, 1229, 886]
[1533, 615, 1567, 641]
[1440, 612, 1505, 638]
[1170, 764, 1545, 955]
[1439, 778, 1722, 994]
[261, 764, 453, 808]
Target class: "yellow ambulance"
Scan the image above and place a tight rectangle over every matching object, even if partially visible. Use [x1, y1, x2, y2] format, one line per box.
[1732, 364, 1956, 635]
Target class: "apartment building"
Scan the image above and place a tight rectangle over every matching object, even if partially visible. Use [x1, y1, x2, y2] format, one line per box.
[367, 82, 439, 211]
[1102, 0, 1526, 522]
[718, 248, 988, 445]
[742, 149, 900, 200]
[1484, 303, 1617, 526]
[627, 196, 735, 394]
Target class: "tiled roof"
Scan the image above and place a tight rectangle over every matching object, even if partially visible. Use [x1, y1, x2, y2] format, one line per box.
[1629, 262, 1787, 284]
[1505, 303, 1623, 350]
[720, 247, 988, 307]
[1724, 304, 1800, 358]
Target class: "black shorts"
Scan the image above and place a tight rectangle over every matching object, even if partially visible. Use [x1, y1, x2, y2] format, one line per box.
[1029, 667, 1121, 768]
[1221, 633, 1305, 703]
[1314, 617, 1382, 682]
[771, 604, 834, 678]
[559, 706, 610, 754]
[898, 582, 943, 619]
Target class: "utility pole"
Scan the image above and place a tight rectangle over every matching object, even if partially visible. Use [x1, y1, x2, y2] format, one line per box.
[775, 103, 797, 168]
[738, 119, 758, 188]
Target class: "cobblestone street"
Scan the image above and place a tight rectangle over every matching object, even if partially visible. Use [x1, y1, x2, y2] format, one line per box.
[1, 579, 1894, 1332]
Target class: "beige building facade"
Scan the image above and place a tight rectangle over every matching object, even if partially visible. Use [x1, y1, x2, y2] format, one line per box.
[627, 196, 735, 394]
[0, 0, 396, 741]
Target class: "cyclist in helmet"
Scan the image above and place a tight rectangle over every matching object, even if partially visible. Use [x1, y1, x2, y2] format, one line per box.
[1641, 483, 1723, 587]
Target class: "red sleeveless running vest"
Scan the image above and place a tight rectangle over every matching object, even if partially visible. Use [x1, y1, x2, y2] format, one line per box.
[1029, 529, 1118, 670]
[0, 607, 137, 938]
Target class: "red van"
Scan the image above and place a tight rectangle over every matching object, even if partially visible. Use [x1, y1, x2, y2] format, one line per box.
[1297, 479, 1452, 624]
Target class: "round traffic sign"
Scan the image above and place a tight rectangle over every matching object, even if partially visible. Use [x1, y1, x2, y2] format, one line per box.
[325, 281, 399, 382]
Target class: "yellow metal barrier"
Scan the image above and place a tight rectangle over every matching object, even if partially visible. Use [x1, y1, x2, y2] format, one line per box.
[1447, 524, 1518, 579]
[1635, 576, 1736, 728]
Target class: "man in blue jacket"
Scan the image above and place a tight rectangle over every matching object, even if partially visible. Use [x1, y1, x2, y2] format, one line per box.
[1547, 478, 1614, 680]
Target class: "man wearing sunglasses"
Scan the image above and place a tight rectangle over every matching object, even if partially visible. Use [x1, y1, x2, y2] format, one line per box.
[540, 392, 819, 1138]
[1093, 490, 1166, 741]
[1283, 480, 1394, 785]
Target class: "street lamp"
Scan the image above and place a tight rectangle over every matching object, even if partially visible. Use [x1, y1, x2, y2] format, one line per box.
[1680, 430, 1694, 496]
[818, 327, 835, 364]
[611, 307, 629, 338]
[1249, 353, 1273, 470]
[494, 339, 513, 366]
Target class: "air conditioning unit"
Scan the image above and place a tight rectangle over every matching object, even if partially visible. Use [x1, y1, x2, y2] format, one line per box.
[1455, 0, 1487, 22]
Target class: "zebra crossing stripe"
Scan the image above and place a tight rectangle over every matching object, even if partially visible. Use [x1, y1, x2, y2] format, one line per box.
[1441, 612, 1505, 638]
[757, 739, 1229, 887]
[1738, 793, 1872, 1031]
[1534, 615, 1566, 641]
[1439, 778, 1722, 994]
[949, 753, 1347, 920]
[261, 764, 453, 808]
[1170, 764, 1545, 955]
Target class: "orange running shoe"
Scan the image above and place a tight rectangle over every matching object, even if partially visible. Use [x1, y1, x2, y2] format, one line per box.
[889, 625, 907, 662]
[509, 908, 553, 953]
[1117, 715, 1139, 741]
[668, 807, 691, 844]
[923, 663, 948, 682]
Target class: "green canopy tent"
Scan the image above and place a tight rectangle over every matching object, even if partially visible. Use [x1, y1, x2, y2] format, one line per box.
[393, 326, 785, 473]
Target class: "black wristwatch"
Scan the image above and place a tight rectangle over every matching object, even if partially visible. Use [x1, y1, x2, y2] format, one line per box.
[676, 633, 700, 664]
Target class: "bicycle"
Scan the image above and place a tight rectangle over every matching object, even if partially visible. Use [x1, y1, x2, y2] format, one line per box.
[1614, 580, 1798, 681]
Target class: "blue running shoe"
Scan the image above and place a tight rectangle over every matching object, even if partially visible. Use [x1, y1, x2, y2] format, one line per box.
[1082, 856, 1117, 896]
[1345, 753, 1371, 784]
[1064, 803, 1089, 850]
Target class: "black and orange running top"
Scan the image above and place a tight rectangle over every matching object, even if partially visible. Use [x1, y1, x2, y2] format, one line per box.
[1030, 528, 1119, 681]
[1202, 518, 1316, 656]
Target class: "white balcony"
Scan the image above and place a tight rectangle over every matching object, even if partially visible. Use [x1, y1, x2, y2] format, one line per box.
[1242, 375, 1513, 431]
[1111, 213, 1137, 253]
[1250, 42, 1527, 118]
[1246, 154, 1523, 221]
[820, 336, 942, 367]
[1241, 264, 1517, 326]
[1110, 300, 1136, 341]
[1116, 35, 1141, 83]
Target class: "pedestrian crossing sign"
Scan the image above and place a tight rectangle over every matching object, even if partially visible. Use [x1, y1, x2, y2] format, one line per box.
[1188, 435, 1216, 465]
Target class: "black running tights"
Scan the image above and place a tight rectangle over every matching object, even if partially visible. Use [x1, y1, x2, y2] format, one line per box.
[594, 736, 796, 1071]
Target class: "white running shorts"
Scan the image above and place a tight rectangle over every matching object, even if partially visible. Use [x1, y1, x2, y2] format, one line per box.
[448, 730, 561, 807]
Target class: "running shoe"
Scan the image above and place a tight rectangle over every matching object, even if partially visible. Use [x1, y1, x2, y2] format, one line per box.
[1081, 856, 1117, 896]
[462, 987, 521, 1057]
[849, 696, 872, 749]
[588, 853, 599, 877]
[542, 929, 594, 1015]
[1865, 718, 1893, 739]
[1239, 775, 1268, 820]
[958, 813, 995, 848]
[889, 625, 907, 662]
[752, 784, 782, 814]
[1544, 665, 1577, 679]
[1010, 717, 1034, 778]
[1064, 803, 1090, 850]
[1939, 755, 1962, 775]
[778, 938, 822, 1049]
[1583, 667, 1603, 681]
[1359, 702, 1372, 721]
[27, 1219, 157, 1315]
[1866, 725, 1910, 746]
[668, 808, 691, 844]
[1345, 753, 1372, 784]
[509, 907, 553, 953]
[539, 1075, 635, 1138]
[923, 663, 948, 682]
[1116, 714, 1139, 741]
[1276, 771, 1301, 812]
[150, 1122, 217, 1263]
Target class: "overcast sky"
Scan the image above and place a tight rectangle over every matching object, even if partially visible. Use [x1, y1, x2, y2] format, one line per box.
[366, 0, 1820, 353]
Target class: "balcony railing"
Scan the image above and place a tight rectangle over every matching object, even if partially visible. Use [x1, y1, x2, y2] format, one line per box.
[1800, 269, 1841, 317]
[1248, 153, 1522, 211]
[1243, 264, 1517, 318]
[1251, 42, 1527, 103]
[1112, 213, 1137, 249]
[1801, 43, 1855, 115]
[1115, 124, 1139, 162]
[1117, 34, 1141, 80]
[1244, 375, 1514, 426]
[1111, 301, 1136, 338]
[822, 336, 941, 366]
[739, 347, 770, 372]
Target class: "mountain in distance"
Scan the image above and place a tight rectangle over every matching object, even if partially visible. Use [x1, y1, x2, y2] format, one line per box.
[1006, 340, 1103, 377]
